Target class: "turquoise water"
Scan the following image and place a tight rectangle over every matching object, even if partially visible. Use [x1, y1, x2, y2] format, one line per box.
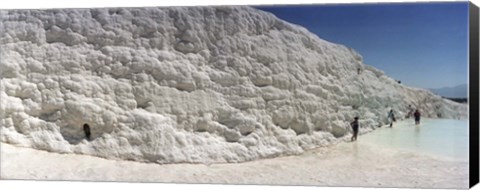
[360, 119, 469, 160]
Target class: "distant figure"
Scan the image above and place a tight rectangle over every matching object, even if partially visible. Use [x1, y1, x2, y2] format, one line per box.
[357, 68, 361, 75]
[414, 109, 421, 125]
[406, 105, 413, 118]
[83, 124, 91, 140]
[388, 109, 396, 127]
[350, 117, 359, 142]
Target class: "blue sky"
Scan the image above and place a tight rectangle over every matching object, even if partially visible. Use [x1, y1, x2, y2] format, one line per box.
[256, 2, 469, 89]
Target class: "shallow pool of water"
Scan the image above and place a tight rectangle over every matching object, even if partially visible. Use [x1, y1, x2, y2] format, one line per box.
[360, 118, 469, 160]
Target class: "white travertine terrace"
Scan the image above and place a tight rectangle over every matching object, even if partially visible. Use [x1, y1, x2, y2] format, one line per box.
[0, 6, 468, 164]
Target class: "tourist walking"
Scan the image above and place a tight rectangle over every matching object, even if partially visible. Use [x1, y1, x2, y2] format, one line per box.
[350, 117, 359, 142]
[414, 109, 421, 125]
[388, 109, 396, 127]
[406, 105, 413, 118]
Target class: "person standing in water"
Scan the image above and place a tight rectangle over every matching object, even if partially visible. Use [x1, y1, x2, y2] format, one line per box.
[406, 105, 413, 118]
[388, 109, 396, 127]
[350, 117, 359, 142]
[414, 109, 421, 125]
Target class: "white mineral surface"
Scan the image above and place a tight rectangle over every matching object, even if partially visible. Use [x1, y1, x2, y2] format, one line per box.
[0, 6, 468, 164]
[0, 133, 468, 189]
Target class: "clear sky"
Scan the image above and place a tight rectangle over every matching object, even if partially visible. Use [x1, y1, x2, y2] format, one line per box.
[256, 2, 469, 89]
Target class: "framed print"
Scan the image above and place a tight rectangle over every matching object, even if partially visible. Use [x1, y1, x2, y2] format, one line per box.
[1, 1, 479, 189]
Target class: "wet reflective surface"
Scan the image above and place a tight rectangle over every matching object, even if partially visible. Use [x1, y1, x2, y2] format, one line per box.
[360, 119, 469, 161]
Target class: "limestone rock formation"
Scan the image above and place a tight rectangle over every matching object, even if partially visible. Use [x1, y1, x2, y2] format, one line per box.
[0, 6, 468, 164]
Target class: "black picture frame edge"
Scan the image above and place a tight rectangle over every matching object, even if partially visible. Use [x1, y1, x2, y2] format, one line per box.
[469, 1, 479, 188]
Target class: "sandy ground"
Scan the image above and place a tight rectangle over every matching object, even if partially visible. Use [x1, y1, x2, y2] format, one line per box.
[0, 135, 468, 189]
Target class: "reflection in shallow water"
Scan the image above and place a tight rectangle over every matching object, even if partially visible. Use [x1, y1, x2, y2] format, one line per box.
[414, 125, 420, 148]
[360, 119, 468, 161]
[353, 141, 358, 158]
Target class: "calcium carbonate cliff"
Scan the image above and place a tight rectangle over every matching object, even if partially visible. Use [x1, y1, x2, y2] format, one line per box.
[0, 6, 468, 163]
